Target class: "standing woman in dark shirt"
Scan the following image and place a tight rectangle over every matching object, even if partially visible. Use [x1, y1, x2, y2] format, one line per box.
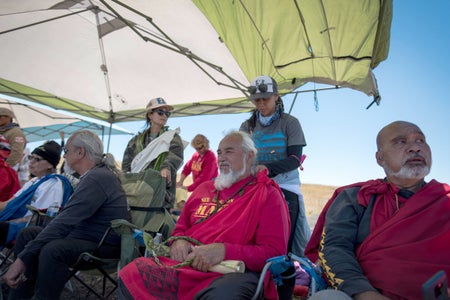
[240, 75, 310, 256]
[121, 97, 184, 209]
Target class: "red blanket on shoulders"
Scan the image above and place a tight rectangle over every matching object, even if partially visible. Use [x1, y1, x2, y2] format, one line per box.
[305, 179, 450, 299]
[0, 160, 20, 202]
[119, 171, 290, 300]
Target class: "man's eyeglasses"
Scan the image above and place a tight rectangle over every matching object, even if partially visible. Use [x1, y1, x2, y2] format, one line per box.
[248, 83, 273, 95]
[153, 109, 171, 117]
[28, 155, 44, 162]
[63, 147, 69, 154]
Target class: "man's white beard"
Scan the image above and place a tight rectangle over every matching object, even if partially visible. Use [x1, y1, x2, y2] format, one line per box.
[214, 157, 247, 191]
[383, 157, 430, 180]
[63, 161, 76, 175]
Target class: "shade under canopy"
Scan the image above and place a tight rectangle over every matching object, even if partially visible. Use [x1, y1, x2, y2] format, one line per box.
[0, 0, 392, 123]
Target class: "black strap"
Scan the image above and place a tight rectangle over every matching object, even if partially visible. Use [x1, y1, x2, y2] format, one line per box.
[129, 206, 165, 212]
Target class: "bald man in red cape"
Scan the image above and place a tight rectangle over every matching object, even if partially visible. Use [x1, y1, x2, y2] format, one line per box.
[305, 121, 450, 300]
[118, 131, 290, 300]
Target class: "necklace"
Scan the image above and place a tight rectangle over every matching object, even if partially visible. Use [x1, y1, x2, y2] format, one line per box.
[195, 176, 255, 224]
[395, 193, 399, 212]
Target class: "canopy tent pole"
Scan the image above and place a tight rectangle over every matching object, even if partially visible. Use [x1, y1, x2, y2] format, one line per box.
[0, 9, 92, 36]
[287, 93, 298, 114]
[106, 122, 113, 153]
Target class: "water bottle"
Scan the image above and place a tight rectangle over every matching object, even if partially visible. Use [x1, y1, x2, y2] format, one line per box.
[46, 201, 60, 218]
[153, 232, 163, 245]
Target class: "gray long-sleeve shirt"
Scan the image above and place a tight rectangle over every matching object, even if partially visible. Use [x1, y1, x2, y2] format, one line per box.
[19, 164, 131, 265]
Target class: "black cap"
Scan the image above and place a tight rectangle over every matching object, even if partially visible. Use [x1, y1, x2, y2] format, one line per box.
[32, 141, 62, 168]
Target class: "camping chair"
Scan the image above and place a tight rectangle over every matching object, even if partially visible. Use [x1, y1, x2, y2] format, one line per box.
[67, 168, 176, 298]
[0, 179, 73, 276]
[0, 206, 41, 273]
[252, 253, 328, 300]
[0, 204, 71, 300]
[67, 227, 121, 299]
[0, 243, 15, 277]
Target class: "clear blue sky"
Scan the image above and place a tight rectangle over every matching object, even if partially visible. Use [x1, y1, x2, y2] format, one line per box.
[29, 1, 450, 187]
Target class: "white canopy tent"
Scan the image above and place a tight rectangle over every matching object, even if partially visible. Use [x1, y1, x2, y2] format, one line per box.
[0, 0, 392, 123]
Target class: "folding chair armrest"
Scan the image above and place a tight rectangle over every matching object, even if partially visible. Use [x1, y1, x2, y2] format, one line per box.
[25, 205, 47, 226]
[25, 204, 46, 216]
[110, 219, 138, 235]
[79, 252, 119, 265]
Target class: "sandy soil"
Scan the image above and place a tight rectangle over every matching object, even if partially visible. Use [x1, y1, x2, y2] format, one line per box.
[302, 183, 336, 230]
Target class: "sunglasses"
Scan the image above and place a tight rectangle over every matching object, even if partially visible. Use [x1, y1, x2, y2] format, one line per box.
[28, 155, 44, 162]
[195, 145, 204, 151]
[153, 109, 171, 117]
[248, 83, 273, 95]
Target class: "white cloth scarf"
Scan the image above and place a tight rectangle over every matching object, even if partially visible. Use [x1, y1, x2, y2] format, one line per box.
[130, 128, 179, 173]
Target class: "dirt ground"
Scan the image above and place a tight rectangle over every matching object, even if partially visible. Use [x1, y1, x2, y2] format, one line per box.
[60, 274, 118, 300]
[302, 183, 336, 230]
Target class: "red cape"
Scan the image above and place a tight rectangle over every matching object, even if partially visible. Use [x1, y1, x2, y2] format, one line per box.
[305, 179, 450, 299]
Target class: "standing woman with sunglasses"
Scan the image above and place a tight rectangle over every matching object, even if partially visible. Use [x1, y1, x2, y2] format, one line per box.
[0, 140, 72, 247]
[122, 97, 184, 209]
[240, 75, 310, 257]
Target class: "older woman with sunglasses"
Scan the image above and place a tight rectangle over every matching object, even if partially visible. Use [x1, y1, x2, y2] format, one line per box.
[0, 140, 72, 247]
[240, 75, 310, 258]
[121, 97, 184, 209]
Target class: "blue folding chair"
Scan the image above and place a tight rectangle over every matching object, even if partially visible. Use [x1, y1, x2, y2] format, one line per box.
[253, 253, 328, 300]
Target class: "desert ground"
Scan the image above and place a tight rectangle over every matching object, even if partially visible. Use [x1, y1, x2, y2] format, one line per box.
[302, 183, 336, 230]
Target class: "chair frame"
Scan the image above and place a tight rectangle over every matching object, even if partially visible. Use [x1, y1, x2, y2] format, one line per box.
[67, 227, 120, 299]
[0, 205, 49, 276]
[252, 252, 328, 300]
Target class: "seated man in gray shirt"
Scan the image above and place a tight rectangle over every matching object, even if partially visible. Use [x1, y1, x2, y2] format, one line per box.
[3, 130, 131, 299]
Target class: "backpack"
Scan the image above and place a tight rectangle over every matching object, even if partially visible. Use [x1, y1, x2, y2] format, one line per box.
[120, 168, 175, 239]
